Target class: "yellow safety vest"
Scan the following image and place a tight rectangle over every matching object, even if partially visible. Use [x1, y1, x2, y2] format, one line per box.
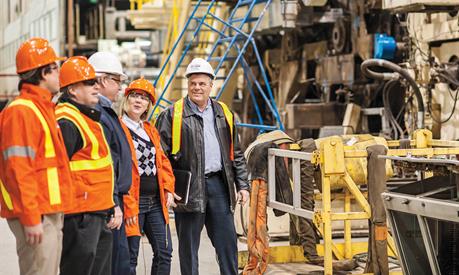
[171, 98, 234, 160]
[55, 103, 113, 171]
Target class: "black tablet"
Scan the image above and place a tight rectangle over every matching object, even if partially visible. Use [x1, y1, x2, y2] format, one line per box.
[173, 169, 192, 205]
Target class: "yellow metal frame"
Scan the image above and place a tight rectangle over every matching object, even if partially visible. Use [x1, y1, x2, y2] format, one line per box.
[311, 129, 459, 275]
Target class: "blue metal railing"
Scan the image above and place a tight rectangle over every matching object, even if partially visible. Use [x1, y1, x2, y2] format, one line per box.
[149, 0, 284, 133]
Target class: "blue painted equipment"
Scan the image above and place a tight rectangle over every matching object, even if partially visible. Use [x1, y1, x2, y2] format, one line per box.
[374, 33, 397, 60]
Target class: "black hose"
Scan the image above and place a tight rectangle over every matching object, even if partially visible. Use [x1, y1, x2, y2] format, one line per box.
[361, 59, 425, 128]
[383, 80, 405, 139]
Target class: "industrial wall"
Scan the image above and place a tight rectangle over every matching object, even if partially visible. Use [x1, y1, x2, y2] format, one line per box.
[0, 0, 63, 101]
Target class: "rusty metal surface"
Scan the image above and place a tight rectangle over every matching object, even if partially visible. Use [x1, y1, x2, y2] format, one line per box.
[316, 54, 355, 86]
[286, 103, 346, 129]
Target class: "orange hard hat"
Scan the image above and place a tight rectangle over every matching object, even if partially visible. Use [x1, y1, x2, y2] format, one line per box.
[16, 37, 66, 74]
[59, 56, 97, 88]
[125, 77, 156, 102]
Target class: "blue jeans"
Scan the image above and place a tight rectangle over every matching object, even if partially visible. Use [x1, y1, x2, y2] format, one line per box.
[128, 195, 172, 275]
[112, 197, 130, 275]
[175, 174, 238, 275]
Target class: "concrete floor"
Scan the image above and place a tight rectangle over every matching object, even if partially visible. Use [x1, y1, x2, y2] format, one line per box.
[0, 218, 329, 275]
[0, 218, 223, 275]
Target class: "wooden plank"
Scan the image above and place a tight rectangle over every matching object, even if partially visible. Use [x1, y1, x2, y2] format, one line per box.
[342, 103, 361, 135]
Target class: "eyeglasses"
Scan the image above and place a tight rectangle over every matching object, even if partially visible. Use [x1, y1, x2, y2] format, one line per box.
[107, 76, 123, 85]
[129, 92, 150, 101]
[82, 79, 98, 86]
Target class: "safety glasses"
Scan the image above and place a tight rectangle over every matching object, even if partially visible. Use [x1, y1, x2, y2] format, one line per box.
[82, 79, 98, 86]
[129, 92, 150, 101]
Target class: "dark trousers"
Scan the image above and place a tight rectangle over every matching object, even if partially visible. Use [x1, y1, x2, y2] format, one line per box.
[60, 213, 113, 275]
[175, 174, 238, 275]
[128, 195, 173, 275]
[290, 139, 320, 258]
[112, 197, 131, 275]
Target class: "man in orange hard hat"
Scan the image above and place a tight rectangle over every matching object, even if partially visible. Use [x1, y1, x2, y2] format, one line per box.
[56, 57, 115, 275]
[0, 37, 73, 275]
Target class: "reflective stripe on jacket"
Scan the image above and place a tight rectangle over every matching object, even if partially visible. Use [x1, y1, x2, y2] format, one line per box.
[122, 120, 175, 237]
[0, 84, 73, 225]
[156, 97, 250, 213]
[56, 102, 114, 214]
[171, 98, 234, 160]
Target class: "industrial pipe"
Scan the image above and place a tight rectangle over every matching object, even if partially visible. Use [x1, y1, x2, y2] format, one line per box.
[361, 59, 425, 128]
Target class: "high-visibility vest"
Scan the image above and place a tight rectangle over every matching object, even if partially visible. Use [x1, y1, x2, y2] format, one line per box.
[0, 99, 61, 210]
[171, 98, 234, 160]
[56, 103, 114, 213]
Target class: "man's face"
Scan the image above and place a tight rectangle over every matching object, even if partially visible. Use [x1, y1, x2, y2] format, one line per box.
[69, 79, 100, 108]
[42, 63, 60, 95]
[187, 74, 213, 107]
[99, 74, 122, 102]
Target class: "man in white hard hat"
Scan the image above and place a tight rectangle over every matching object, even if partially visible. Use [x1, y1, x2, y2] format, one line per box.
[88, 52, 132, 275]
[156, 58, 250, 275]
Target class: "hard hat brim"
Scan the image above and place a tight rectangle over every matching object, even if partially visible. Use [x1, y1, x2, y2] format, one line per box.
[16, 56, 67, 74]
[185, 72, 215, 79]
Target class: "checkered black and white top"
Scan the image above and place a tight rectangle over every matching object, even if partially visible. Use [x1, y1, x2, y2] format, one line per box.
[130, 130, 157, 177]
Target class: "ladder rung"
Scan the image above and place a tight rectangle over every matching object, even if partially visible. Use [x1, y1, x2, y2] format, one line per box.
[208, 56, 238, 62]
[215, 76, 227, 80]
[238, 0, 267, 7]
[186, 29, 213, 32]
[230, 17, 259, 23]
[217, 36, 247, 44]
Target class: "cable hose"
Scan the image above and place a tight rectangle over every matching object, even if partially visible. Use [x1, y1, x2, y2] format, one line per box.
[437, 70, 459, 86]
[425, 71, 459, 124]
[361, 59, 425, 128]
[383, 80, 405, 139]
[428, 89, 459, 124]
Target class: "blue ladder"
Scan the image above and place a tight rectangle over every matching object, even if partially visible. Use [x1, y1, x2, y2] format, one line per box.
[149, 0, 284, 132]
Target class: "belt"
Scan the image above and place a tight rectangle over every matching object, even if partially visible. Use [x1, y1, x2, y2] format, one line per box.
[205, 170, 222, 179]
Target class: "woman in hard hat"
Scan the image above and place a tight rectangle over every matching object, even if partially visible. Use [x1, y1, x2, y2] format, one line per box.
[120, 77, 177, 275]
[56, 57, 115, 275]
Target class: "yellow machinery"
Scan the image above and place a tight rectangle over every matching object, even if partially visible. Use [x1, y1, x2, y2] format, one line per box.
[241, 129, 459, 274]
[311, 129, 459, 274]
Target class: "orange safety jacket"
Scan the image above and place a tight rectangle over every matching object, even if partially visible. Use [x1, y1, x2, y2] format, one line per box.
[0, 84, 73, 226]
[122, 120, 175, 237]
[55, 102, 114, 214]
[120, 120, 141, 236]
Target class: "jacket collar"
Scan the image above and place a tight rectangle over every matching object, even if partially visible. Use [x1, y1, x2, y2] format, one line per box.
[58, 93, 101, 121]
[98, 94, 113, 108]
[21, 83, 53, 102]
[182, 96, 224, 118]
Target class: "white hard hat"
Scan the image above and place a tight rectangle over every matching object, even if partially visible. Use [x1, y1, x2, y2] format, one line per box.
[88, 51, 127, 81]
[185, 58, 215, 79]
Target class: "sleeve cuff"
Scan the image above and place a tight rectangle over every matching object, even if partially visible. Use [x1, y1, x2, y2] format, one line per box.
[19, 212, 42, 226]
[113, 195, 120, 206]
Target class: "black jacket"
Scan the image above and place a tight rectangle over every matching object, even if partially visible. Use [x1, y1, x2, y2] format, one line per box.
[156, 97, 250, 213]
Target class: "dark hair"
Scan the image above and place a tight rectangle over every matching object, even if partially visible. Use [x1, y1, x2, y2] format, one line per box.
[57, 86, 71, 103]
[59, 86, 70, 95]
[18, 64, 54, 90]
